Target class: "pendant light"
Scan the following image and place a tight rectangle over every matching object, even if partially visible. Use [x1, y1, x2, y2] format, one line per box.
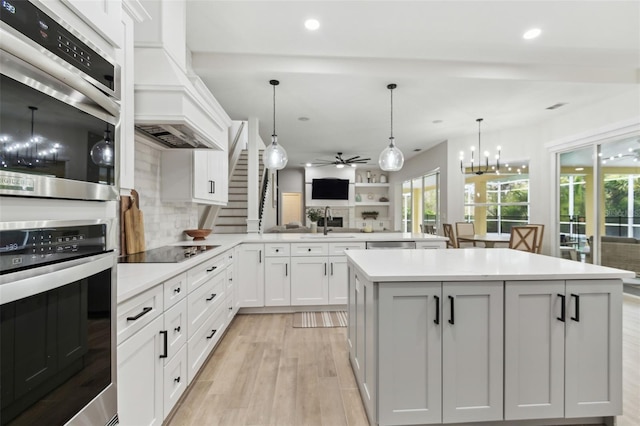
[378, 83, 404, 171]
[262, 79, 288, 170]
[459, 118, 501, 175]
[90, 124, 114, 167]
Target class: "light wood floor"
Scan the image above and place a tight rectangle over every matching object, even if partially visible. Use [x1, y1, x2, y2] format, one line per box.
[167, 314, 368, 426]
[169, 295, 640, 426]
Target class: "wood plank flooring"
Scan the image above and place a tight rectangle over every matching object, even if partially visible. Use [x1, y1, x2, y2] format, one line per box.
[169, 295, 640, 426]
[167, 314, 368, 426]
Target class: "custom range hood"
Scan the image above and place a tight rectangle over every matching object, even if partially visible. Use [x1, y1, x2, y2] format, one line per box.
[134, 46, 229, 150]
[133, 0, 230, 150]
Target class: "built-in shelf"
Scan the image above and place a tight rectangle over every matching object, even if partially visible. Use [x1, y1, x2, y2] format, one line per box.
[355, 183, 390, 187]
[355, 202, 390, 206]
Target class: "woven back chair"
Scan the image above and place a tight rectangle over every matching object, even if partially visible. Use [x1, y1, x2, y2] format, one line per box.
[509, 226, 538, 253]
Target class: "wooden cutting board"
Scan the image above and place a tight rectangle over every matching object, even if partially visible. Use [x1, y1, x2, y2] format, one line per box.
[124, 189, 146, 254]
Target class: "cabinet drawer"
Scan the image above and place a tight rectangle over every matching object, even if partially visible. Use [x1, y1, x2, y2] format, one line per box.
[265, 243, 290, 257]
[164, 272, 187, 309]
[329, 242, 366, 255]
[291, 242, 329, 256]
[187, 272, 226, 338]
[164, 298, 187, 363]
[187, 304, 226, 384]
[117, 285, 163, 345]
[187, 254, 226, 292]
[163, 344, 187, 419]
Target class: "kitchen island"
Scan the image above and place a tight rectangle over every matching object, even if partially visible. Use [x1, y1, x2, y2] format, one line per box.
[345, 248, 634, 426]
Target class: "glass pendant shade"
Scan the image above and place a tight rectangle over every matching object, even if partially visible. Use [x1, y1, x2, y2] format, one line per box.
[379, 137, 404, 171]
[91, 128, 113, 167]
[263, 135, 288, 170]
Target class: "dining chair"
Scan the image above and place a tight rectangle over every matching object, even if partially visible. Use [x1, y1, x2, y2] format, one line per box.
[509, 226, 538, 253]
[442, 223, 458, 248]
[525, 224, 544, 254]
[455, 222, 476, 247]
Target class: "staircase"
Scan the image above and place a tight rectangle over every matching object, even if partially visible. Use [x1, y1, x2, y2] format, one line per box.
[213, 150, 264, 233]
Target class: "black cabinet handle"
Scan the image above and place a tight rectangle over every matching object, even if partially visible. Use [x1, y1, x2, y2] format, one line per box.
[275, 248, 279, 252]
[174, 376, 181, 384]
[285, 263, 288, 276]
[571, 294, 580, 322]
[206, 293, 217, 301]
[207, 266, 217, 272]
[259, 250, 262, 263]
[557, 294, 566, 322]
[308, 248, 311, 252]
[174, 326, 181, 333]
[208, 180, 213, 194]
[160, 330, 168, 358]
[127, 307, 152, 321]
[229, 306, 233, 311]
[212, 180, 215, 194]
[206, 329, 217, 339]
[448, 295, 455, 325]
[324, 263, 327, 276]
[434, 295, 440, 325]
[173, 287, 181, 294]
[331, 263, 334, 275]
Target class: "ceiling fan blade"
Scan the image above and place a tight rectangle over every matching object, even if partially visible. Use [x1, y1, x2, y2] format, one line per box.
[345, 155, 360, 162]
[353, 158, 371, 163]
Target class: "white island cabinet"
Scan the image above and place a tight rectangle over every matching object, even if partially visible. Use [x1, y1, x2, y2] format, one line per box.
[346, 248, 632, 426]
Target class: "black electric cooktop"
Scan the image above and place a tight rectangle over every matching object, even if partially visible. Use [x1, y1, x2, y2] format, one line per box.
[118, 245, 219, 264]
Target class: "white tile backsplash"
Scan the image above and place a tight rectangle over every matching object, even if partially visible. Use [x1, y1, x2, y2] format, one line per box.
[133, 141, 198, 249]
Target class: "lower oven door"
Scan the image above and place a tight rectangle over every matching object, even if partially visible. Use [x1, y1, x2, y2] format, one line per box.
[0, 252, 118, 426]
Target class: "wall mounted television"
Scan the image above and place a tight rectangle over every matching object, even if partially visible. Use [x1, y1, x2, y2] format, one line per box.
[311, 178, 349, 200]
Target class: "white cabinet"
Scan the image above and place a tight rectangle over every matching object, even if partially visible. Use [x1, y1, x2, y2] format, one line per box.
[64, 0, 123, 47]
[504, 279, 623, 420]
[504, 281, 565, 420]
[161, 150, 228, 205]
[118, 315, 164, 426]
[442, 282, 504, 423]
[265, 257, 291, 306]
[378, 282, 442, 425]
[291, 256, 329, 305]
[328, 256, 348, 304]
[565, 280, 622, 418]
[236, 244, 265, 307]
[354, 182, 390, 230]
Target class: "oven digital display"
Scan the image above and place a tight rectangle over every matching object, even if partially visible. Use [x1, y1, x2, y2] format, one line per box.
[2, 1, 16, 14]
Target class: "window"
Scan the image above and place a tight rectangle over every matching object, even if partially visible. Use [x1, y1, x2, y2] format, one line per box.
[463, 169, 530, 234]
[401, 171, 440, 233]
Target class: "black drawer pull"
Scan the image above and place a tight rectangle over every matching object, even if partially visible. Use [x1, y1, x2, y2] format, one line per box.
[229, 306, 233, 311]
[275, 248, 279, 252]
[557, 294, 566, 322]
[434, 295, 440, 325]
[206, 329, 217, 339]
[308, 248, 311, 252]
[285, 263, 288, 276]
[207, 266, 217, 272]
[571, 294, 580, 322]
[206, 293, 217, 301]
[160, 330, 168, 358]
[127, 307, 152, 321]
[174, 376, 181, 384]
[324, 263, 327, 276]
[448, 295, 455, 325]
[174, 326, 181, 333]
[331, 263, 334, 275]
[174, 287, 181, 294]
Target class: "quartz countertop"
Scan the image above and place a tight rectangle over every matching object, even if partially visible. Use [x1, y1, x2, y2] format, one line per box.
[346, 248, 636, 282]
[117, 232, 446, 303]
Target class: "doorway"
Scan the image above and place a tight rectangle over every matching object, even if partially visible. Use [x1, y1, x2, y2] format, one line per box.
[282, 192, 303, 224]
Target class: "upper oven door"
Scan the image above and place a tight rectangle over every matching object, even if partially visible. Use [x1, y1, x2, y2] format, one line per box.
[0, 2, 119, 201]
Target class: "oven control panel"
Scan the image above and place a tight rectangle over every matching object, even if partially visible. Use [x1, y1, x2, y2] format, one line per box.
[0, 224, 107, 274]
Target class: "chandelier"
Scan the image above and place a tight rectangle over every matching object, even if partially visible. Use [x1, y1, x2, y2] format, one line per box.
[459, 118, 501, 175]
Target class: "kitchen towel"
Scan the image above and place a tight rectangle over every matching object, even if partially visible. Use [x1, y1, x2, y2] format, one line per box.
[293, 311, 347, 328]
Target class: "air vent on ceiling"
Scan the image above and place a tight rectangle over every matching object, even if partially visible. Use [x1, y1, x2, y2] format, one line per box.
[546, 102, 567, 110]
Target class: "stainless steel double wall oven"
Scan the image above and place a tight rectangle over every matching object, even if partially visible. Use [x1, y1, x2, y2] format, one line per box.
[1, 1, 119, 425]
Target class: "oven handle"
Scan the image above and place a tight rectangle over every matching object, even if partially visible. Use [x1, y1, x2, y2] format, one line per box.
[0, 28, 119, 118]
[0, 252, 115, 305]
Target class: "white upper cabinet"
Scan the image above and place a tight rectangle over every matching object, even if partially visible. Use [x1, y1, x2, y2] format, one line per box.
[161, 150, 228, 205]
[63, 0, 124, 48]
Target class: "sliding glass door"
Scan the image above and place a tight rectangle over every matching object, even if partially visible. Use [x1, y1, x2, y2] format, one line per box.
[401, 171, 440, 233]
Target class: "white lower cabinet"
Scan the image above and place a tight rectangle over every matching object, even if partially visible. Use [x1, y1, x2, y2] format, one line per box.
[328, 256, 348, 304]
[291, 256, 329, 305]
[504, 279, 623, 420]
[265, 257, 291, 306]
[187, 304, 226, 383]
[118, 315, 164, 426]
[163, 345, 188, 419]
[236, 244, 265, 307]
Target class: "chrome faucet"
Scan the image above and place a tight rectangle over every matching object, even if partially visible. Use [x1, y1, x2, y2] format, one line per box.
[323, 206, 333, 236]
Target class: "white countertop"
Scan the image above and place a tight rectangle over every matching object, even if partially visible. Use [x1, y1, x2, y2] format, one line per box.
[117, 232, 446, 303]
[346, 248, 636, 282]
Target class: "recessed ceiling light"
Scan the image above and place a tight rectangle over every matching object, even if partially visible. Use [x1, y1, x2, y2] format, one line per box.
[304, 19, 320, 31]
[575, 167, 584, 171]
[336, 164, 345, 169]
[523, 28, 541, 40]
[298, 116, 310, 121]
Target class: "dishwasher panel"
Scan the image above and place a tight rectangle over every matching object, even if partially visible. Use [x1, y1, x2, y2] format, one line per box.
[365, 241, 416, 249]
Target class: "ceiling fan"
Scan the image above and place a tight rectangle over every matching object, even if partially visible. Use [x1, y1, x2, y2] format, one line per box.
[311, 152, 372, 168]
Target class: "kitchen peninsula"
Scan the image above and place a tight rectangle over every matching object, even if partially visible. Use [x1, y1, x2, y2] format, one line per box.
[346, 248, 634, 426]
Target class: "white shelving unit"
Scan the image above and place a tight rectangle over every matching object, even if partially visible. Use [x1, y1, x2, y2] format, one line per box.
[354, 183, 390, 230]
